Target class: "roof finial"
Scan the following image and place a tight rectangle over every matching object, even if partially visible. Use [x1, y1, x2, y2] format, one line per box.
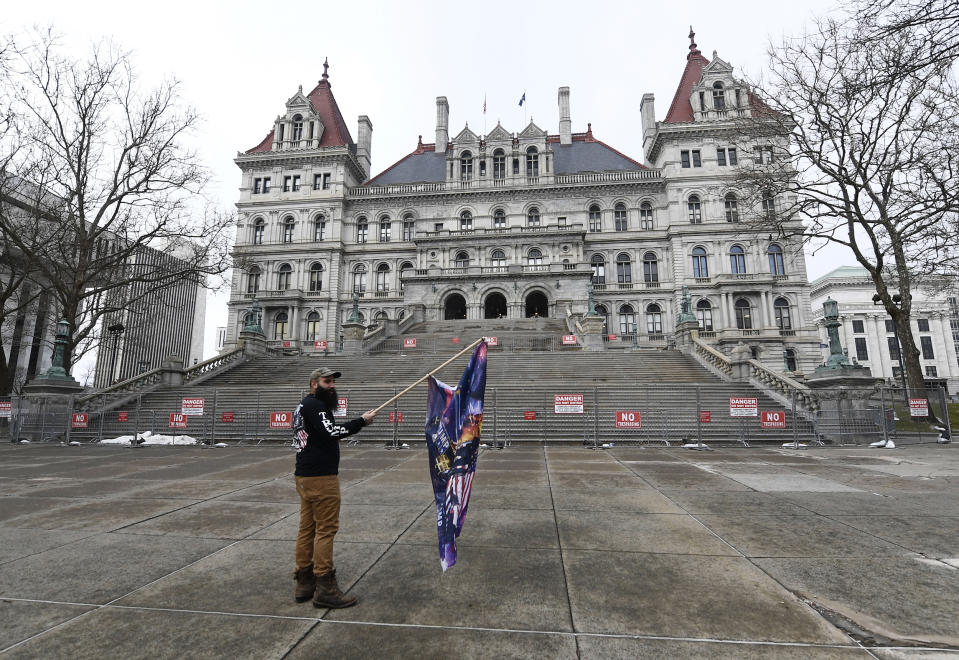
[322, 57, 330, 81]
[687, 26, 702, 59]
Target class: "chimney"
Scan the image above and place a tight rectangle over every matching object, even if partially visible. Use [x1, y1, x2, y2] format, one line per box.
[357, 115, 373, 178]
[558, 87, 571, 145]
[435, 96, 449, 153]
[640, 93, 657, 159]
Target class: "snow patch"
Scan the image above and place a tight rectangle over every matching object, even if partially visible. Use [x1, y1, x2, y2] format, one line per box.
[101, 431, 198, 446]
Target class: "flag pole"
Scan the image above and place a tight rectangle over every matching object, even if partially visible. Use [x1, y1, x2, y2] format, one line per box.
[370, 337, 485, 415]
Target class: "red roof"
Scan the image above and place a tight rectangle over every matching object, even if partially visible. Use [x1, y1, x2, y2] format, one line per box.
[664, 28, 710, 124]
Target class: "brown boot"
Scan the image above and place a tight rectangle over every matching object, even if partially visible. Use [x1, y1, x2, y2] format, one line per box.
[293, 566, 316, 603]
[312, 570, 358, 609]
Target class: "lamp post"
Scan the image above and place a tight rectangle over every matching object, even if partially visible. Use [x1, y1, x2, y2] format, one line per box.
[108, 322, 125, 384]
[872, 293, 909, 405]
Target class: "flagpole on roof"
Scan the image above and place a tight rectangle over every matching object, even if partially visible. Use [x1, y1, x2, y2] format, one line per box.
[369, 337, 485, 414]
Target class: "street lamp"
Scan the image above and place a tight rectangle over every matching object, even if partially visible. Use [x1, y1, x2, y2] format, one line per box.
[872, 293, 909, 402]
[108, 322, 125, 384]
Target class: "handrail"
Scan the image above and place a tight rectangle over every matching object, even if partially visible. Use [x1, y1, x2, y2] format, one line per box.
[691, 336, 733, 377]
[746, 358, 818, 410]
[76, 368, 165, 405]
[183, 348, 245, 383]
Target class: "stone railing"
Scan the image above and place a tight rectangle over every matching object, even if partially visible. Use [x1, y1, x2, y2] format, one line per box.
[183, 348, 246, 384]
[691, 336, 733, 378]
[77, 368, 165, 408]
[555, 170, 660, 184]
[746, 359, 818, 412]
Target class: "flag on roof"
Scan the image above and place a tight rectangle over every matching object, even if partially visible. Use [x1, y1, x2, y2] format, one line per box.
[425, 341, 487, 571]
[518, 92, 526, 107]
[483, 95, 487, 114]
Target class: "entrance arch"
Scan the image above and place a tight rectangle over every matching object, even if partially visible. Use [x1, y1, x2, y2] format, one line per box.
[525, 291, 549, 317]
[444, 293, 467, 320]
[484, 292, 508, 319]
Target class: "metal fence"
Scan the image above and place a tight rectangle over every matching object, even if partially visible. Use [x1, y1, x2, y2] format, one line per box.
[4, 385, 952, 448]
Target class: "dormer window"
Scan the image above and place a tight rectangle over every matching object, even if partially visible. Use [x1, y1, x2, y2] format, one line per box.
[292, 115, 303, 142]
[526, 147, 539, 177]
[460, 151, 473, 180]
[712, 82, 726, 110]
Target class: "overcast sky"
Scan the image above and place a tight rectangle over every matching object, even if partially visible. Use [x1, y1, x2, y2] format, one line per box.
[4, 0, 850, 361]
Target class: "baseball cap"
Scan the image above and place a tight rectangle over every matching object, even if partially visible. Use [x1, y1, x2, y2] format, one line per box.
[311, 366, 342, 381]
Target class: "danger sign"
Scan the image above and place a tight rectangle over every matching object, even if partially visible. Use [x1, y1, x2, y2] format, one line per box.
[700, 411, 711, 423]
[270, 411, 292, 428]
[181, 398, 205, 415]
[729, 397, 758, 417]
[117, 411, 129, 422]
[335, 397, 348, 417]
[554, 394, 584, 414]
[169, 413, 187, 429]
[314, 340, 328, 350]
[72, 413, 89, 428]
[909, 398, 929, 417]
[388, 411, 404, 423]
[615, 411, 642, 429]
[562, 335, 577, 345]
[221, 412, 235, 423]
[524, 411, 537, 421]
[0, 401, 11, 418]
[761, 410, 787, 429]
[403, 337, 417, 348]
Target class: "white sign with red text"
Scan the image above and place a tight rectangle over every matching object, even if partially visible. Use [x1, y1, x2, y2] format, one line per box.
[729, 397, 758, 417]
[909, 398, 929, 417]
[335, 397, 348, 417]
[181, 398, 205, 416]
[554, 394, 584, 414]
[0, 401, 10, 418]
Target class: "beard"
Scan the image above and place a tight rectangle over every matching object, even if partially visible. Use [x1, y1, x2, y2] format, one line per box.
[317, 386, 338, 407]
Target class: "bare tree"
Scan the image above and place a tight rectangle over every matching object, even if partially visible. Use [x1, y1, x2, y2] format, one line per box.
[731, 9, 959, 397]
[0, 29, 233, 376]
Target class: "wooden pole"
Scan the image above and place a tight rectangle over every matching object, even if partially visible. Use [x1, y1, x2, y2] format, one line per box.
[370, 337, 484, 414]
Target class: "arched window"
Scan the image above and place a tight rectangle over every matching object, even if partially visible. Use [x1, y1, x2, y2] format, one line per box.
[403, 214, 415, 241]
[724, 193, 739, 223]
[616, 252, 632, 284]
[454, 251, 470, 268]
[619, 304, 636, 336]
[379, 217, 391, 242]
[775, 297, 792, 330]
[527, 248, 543, 266]
[688, 195, 702, 224]
[646, 303, 663, 334]
[274, 312, 289, 340]
[376, 263, 390, 293]
[526, 146, 539, 177]
[784, 348, 797, 372]
[639, 202, 653, 230]
[614, 203, 628, 231]
[277, 263, 292, 290]
[352, 264, 367, 293]
[591, 254, 606, 284]
[399, 261, 413, 292]
[730, 245, 747, 274]
[712, 82, 726, 110]
[490, 249, 506, 270]
[356, 217, 368, 243]
[692, 247, 708, 278]
[768, 244, 785, 275]
[291, 114, 303, 141]
[493, 149, 506, 180]
[460, 210, 473, 231]
[762, 193, 777, 220]
[371, 311, 388, 330]
[460, 150, 473, 180]
[313, 215, 326, 241]
[283, 216, 295, 243]
[527, 206, 541, 227]
[252, 218, 265, 245]
[696, 299, 713, 331]
[247, 266, 261, 294]
[588, 204, 601, 232]
[306, 311, 321, 341]
[735, 298, 753, 330]
[595, 304, 610, 335]
[493, 208, 506, 229]
[309, 263, 323, 292]
[643, 252, 658, 283]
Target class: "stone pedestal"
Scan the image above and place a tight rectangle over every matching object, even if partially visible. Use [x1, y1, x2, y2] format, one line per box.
[238, 330, 268, 357]
[806, 365, 883, 444]
[729, 342, 752, 382]
[578, 314, 607, 352]
[673, 320, 700, 353]
[20, 374, 84, 443]
[160, 355, 185, 387]
[341, 321, 367, 355]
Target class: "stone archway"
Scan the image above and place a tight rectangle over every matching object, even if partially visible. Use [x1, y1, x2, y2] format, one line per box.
[525, 291, 549, 318]
[444, 293, 467, 320]
[484, 292, 508, 319]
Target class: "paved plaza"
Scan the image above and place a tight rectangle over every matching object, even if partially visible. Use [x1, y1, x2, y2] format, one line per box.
[0, 441, 957, 658]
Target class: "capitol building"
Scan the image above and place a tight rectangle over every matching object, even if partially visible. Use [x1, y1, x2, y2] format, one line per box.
[225, 31, 822, 375]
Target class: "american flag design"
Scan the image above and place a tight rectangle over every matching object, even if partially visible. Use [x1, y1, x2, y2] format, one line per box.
[425, 341, 487, 571]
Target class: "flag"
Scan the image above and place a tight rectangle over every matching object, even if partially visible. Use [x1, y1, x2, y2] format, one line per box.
[425, 341, 487, 571]
[518, 92, 526, 107]
[483, 95, 486, 114]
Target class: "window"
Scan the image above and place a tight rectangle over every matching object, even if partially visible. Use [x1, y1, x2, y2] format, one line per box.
[277, 264, 292, 290]
[527, 206, 541, 227]
[762, 194, 776, 220]
[460, 151, 473, 180]
[512, 158, 519, 174]
[454, 251, 470, 268]
[403, 215, 415, 241]
[692, 247, 708, 278]
[774, 297, 792, 330]
[735, 298, 753, 330]
[460, 211, 473, 231]
[692, 150, 701, 167]
[247, 267, 261, 294]
[616, 252, 632, 284]
[918, 318, 930, 332]
[490, 250, 506, 270]
[725, 193, 739, 222]
[399, 262, 413, 291]
[730, 245, 747, 274]
[852, 320, 865, 334]
[309, 263, 323, 292]
[728, 147, 738, 165]
[313, 174, 322, 190]
[357, 218, 368, 243]
[785, 349, 797, 372]
[493, 150, 506, 180]
[292, 116, 303, 141]
[434, 222, 444, 232]
[479, 160, 487, 177]
[768, 244, 785, 274]
[640, 202, 653, 230]
[712, 82, 726, 110]
[558, 216, 567, 226]
[526, 147, 539, 176]
[921, 335, 935, 359]
[717, 148, 727, 166]
[262, 177, 271, 193]
[283, 217, 295, 243]
[306, 312, 321, 341]
[697, 299, 713, 331]
[274, 312, 288, 340]
[756, 146, 774, 164]
[688, 195, 702, 223]
[314, 217, 326, 241]
[619, 304, 636, 336]
[888, 336, 901, 360]
[855, 337, 868, 360]
[379, 218, 391, 242]
[527, 248, 543, 266]
[591, 254, 606, 284]
[292, 175, 301, 191]
[614, 203, 628, 231]
[322, 173, 331, 189]
[252, 218, 265, 245]
[283, 175, 292, 192]
[646, 304, 663, 334]
[643, 252, 658, 283]
[595, 304, 610, 335]
[885, 319, 896, 333]
[680, 150, 692, 168]
[352, 264, 367, 293]
[926, 365, 939, 377]
[493, 208, 506, 229]
[253, 178, 262, 194]
[588, 204, 601, 232]
[376, 263, 390, 292]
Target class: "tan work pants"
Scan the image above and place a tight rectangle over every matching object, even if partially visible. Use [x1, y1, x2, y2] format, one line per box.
[294, 475, 340, 576]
